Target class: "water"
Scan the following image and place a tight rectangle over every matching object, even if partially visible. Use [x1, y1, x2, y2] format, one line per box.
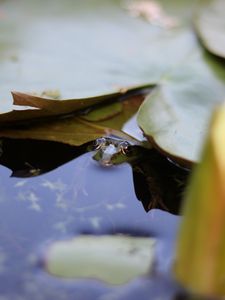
[0, 139, 187, 299]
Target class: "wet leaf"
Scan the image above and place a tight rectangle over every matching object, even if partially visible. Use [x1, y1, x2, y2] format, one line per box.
[175, 103, 225, 296]
[45, 235, 155, 285]
[12, 91, 122, 113]
[0, 116, 118, 146]
[195, 0, 225, 59]
[81, 102, 122, 122]
[88, 96, 144, 132]
[0, 96, 143, 146]
[0, 91, 133, 125]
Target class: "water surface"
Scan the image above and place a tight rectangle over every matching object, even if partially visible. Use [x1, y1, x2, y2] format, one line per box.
[0, 139, 185, 299]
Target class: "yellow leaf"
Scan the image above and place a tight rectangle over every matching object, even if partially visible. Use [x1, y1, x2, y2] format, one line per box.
[175, 103, 225, 297]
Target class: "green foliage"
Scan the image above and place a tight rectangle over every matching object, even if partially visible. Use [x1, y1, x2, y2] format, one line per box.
[195, 0, 225, 59]
[0, 0, 224, 165]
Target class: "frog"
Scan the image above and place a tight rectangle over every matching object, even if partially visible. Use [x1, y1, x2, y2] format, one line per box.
[90, 136, 142, 167]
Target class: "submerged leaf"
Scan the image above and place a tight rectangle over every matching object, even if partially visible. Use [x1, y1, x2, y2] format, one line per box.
[175, 103, 225, 296]
[195, 0, 225, 59]
[45, 235, 155, 284]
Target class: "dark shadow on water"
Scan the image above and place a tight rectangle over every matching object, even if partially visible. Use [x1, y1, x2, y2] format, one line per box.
[0, 138, 190, 214]
[0, 138, 88, 177]
[131, 148, 189, 215]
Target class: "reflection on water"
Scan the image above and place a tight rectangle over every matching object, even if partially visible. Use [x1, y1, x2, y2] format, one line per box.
[0, 138, 189, 214]
[0, 139, 185, 299]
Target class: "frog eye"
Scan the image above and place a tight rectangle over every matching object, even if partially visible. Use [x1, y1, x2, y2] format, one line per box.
[93, 137, 107, 150]
[118, 141, 130, 155]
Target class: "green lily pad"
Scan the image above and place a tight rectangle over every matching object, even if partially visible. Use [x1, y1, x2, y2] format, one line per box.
[195, 0, 225, 59]
[137, 46, 225, 165]
[45, 235, 155, 285]
[0, 0, 197, 114]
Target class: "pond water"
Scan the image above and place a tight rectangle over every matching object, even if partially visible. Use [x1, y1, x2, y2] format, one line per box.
[0, 139, 188, 300]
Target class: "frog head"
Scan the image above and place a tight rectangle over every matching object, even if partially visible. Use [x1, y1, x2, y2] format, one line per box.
[91, 137, 140, 166]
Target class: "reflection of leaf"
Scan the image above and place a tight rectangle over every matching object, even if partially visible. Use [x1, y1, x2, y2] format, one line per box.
[132, 149, 189, 215]
[0, 138, 86, 177]
[0, 138, 188, 216]
[45, 235, 155, 284]
[175, 103, 225, 297]
[0, 96, 144, 146]
[195, 0, 225, 59]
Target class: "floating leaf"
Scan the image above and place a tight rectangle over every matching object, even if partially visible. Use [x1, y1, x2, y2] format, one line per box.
[0, 95, 143, 146]
[137, 50, 225, 165]
[175, 103, 225, 297]
[81, 102, 123, 122]
[45, 235, 155, 285]
[1, 0, 225, 163]
[0, 0, 172, 112]
[12, 91, 122, 113]
[0, 90, 137, 125]
[0, 116, 120, 146]
[195, 0, 225, 59]
[0, 0, 198, 114]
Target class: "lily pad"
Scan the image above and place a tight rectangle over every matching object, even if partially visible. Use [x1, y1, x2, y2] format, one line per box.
[1, 0, 225, 163]
[45, 235, 155, 285]
[0, 0, 198, 114]
[81, 102, 123, 122]
[195, 0, 225, 59]
[0, 90, 138, 125]
[0, 95, 143, 146]
[137, 48, 225, 165]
